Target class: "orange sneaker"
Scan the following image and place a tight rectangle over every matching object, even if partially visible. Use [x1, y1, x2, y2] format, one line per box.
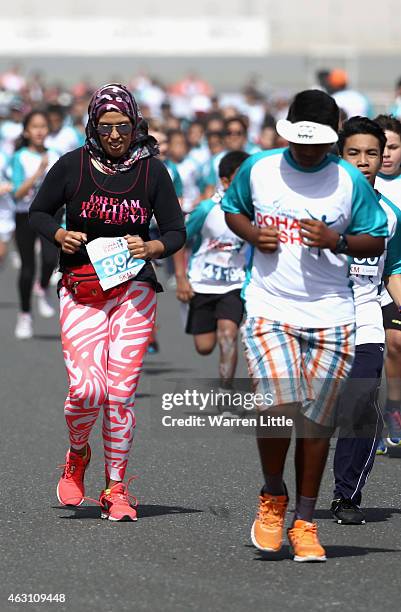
[251, 489, 289, 552]
[287, 519, 327, 562]
[99, 479, 138, 522]
[57, 445, 91, 506]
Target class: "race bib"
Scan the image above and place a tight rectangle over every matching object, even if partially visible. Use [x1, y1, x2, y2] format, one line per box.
[204, 250, 233, 268]
[202, 263, 245, 283]
[86, 237, 146, 290]
[202, 248, 245, 283]
[349, 256, 379, 278]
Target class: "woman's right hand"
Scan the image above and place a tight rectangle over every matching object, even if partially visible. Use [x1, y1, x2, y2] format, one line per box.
[55, 229, 87, 254]
[176, 275, 194, 303]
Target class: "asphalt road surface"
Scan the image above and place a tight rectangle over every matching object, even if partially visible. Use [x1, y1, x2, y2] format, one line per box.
[0, 256, 400, 612]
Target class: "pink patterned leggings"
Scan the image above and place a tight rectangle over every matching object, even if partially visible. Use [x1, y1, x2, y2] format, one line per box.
[59, 282, 156, 482]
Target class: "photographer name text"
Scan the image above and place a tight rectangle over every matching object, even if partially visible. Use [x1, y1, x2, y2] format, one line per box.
[161, 415, 293, 427]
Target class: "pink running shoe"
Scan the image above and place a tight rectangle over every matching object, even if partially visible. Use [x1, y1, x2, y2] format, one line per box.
[57, 445, 91, 506]
[99, 479, 138, 522]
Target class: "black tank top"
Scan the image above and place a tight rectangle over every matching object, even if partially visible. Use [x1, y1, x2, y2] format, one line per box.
[61, 148, 162, 291]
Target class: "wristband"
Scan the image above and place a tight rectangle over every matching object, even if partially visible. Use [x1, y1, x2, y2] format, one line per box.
[332, 233, 349, 255]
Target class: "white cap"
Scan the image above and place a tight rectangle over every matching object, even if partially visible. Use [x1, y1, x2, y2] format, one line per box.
[276, 119, 338, 144]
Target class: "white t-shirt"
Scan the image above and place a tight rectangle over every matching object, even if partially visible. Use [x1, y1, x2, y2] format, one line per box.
[11, 147, 59, 213]
[0, 151, 14, 239]
[240, 102, 266, 143]
[222, 149, 388, 328]
[352, 194, 401, 345]
[332, 89, 372, 119]
[177, 155, 202, 214]
[375, 172, 401, 307]
[189, 144, 210, 168]
[375, 172, 401, 208]
[45, 126, 81, 157]
[0, 120, 22, 156]
[186, 194, 247, 294]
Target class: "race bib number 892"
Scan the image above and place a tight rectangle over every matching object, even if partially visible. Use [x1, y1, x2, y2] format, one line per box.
[86, 237, 146, 290]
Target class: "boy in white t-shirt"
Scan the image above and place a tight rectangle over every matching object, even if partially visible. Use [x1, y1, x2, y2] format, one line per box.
[373, 114, 401, 447]
[222, 90, 388, 562]
[168, 129, 202, 214]
[174, 151, 249, 406]
[331, 116, 401, 525]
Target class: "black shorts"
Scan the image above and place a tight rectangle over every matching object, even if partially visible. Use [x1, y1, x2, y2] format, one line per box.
[185, 289, 244, 335]
[382, 301, 401, 331]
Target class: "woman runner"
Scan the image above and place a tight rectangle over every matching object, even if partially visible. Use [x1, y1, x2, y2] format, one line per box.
[30, 84, 185, 521]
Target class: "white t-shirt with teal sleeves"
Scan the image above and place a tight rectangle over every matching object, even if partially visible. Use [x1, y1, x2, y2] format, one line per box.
[176, 154, 203, 214]
[375, 173, 401, 308]
[11, 147, 59, 213]
[382, 194, 401, 278]
[375, 172, 401, 208]
[204, 145, 261, 191]
[351, 193, 401, 345]
[164, 159, 183, 198]
[222, 148, 388, 328]
[186, 193, 247, 294]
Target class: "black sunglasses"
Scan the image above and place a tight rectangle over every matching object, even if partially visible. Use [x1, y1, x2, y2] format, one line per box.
[97, 123, 132, 136]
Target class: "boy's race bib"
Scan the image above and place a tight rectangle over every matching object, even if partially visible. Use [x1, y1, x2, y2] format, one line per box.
[349, 256, 379, 278]
[202, 248, 245, 283]
[86, 237, 146, 290]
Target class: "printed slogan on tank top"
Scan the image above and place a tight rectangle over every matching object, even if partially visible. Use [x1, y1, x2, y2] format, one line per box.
[80, 194, 148, 225]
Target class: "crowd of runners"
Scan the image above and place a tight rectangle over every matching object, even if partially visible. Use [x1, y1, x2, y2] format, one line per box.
[1, 64, 401, 562]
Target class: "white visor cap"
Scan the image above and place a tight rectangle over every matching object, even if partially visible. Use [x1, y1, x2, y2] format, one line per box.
[276, 119, 338, 145]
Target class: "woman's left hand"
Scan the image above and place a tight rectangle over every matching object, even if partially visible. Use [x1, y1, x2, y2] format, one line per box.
[124, 235, 165, 260]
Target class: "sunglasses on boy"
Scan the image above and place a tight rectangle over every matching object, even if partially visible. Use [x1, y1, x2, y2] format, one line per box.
[97, 123, 132, 136]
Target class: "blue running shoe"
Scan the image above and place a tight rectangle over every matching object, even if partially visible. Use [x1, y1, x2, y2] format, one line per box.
[386, 437, 401, 447]
[384, 411, 401, 446]
[376, 438, 388, 455]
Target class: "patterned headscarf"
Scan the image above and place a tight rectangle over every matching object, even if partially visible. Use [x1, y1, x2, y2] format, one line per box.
[85, 83, 158, 174]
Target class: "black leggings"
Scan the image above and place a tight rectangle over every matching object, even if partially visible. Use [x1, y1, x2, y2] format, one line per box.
[15, 213, 59, 312]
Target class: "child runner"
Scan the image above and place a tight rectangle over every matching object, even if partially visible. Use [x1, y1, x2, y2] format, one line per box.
[0, 149, 14, 265]
[222, 90, 387, 562]
[149, 127, 183, 201]
[202, 116, 260, 200]
[331, 116, 401, 524]
[147, 126, 184, 352]
[10, 110, 59, 339]
[174, 151, 249, 411]
[374, 114, 401, 448]
[167, 129, 202, 214]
